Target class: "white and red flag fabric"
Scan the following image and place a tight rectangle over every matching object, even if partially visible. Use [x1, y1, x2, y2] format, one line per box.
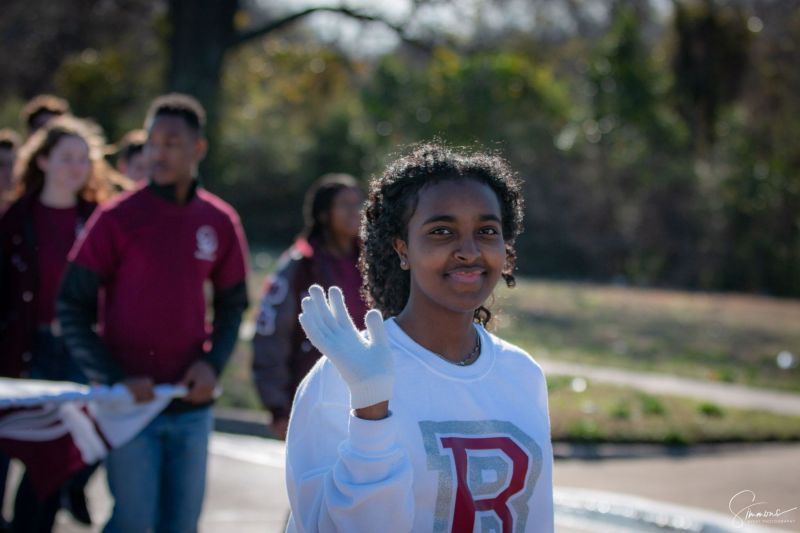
[0, 378, 185, 498]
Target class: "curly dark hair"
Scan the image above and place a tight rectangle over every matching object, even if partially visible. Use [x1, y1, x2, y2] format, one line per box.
[359, 141, 525, 326]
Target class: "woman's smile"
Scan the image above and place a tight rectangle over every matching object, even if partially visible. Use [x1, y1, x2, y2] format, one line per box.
[445, 266, 486, 284]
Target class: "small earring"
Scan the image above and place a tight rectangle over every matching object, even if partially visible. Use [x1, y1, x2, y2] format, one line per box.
[400, 259, 407, 269]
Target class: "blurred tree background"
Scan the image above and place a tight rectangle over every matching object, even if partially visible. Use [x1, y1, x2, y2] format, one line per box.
[1, 0, 798, 297]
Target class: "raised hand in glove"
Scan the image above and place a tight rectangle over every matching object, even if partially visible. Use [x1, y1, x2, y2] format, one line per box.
[298, 285, 393, 412]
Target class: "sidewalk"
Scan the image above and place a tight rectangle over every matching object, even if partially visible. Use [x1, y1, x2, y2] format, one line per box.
[43, 432, 798, 532]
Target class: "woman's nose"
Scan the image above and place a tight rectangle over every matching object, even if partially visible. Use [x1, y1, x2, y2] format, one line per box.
[454, 235, 480, 261]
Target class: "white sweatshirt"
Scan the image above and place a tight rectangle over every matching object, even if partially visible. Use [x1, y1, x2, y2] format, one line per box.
[285, 318, 554, 533]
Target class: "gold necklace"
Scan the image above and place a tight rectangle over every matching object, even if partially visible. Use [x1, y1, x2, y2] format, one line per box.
[432, 333, 481, 367]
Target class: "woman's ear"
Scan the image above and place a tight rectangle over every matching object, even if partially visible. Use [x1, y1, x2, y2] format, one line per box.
[393, 238, 409, 270]
[36, 154, 50, 174]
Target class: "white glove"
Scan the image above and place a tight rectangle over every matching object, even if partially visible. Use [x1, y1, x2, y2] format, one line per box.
[298, 284, 393, 409]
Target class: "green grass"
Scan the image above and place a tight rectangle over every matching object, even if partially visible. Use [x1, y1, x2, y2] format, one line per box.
[217, 246, 277, 411]
[220, 352, 800, 444]
[548, 376, 800, 444]
[218, 341, 261, 410]
[492, 279, 800, 392]
[216, 270, 800, 444]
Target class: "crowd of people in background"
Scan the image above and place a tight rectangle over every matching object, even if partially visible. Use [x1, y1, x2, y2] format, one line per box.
[0, 92, 378, 532]
[1, 91, 554, 533]
[0, 93, 253, 532]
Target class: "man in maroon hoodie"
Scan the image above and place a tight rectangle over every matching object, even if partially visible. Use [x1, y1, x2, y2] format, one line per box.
[58, 93, 249, 532]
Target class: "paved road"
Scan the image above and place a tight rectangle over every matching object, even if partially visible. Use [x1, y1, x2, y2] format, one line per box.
[539, 359, 800, 415]
[555, 442, 800, 532]
[45, 434, 289, 533]
[35, 433, 797, 532]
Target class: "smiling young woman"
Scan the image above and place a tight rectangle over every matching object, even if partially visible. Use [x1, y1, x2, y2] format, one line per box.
[285, 142, 554, 532]
[0, 115, 118, 530]
[393, 178, 507, 368]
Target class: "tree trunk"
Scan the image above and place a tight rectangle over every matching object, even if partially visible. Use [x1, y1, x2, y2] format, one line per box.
[163, 1, 419, 183]
[166, 0, 238, 181]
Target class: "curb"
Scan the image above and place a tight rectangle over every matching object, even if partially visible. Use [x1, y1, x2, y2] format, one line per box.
[552, 440, 798, 460]
[214, 406, 273, 439]
[214, 407, 797, 460]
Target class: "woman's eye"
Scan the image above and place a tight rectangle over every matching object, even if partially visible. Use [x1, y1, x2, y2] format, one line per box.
[479, 227, 500, 235]
[430, 227, 453, 236]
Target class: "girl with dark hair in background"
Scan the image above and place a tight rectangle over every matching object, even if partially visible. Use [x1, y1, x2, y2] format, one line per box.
[252, 173, 366, 440]
[285, 143, 554, 532]
[0, 115, 118, 531]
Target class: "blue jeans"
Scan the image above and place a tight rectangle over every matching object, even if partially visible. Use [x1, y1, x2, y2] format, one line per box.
[103, 407, 213, 533]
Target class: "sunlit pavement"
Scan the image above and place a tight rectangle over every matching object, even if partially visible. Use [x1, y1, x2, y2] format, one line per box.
[41, 433, 800, 532]
[554, 443, 800, 533]
[47, 433, 288, 533]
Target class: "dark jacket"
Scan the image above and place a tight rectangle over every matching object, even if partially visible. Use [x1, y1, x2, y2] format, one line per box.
[251, 238, 366, 420]
[0, 193, 95, 378]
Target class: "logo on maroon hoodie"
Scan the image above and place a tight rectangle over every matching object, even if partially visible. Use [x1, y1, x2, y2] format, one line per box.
[194, 225, 217, 261]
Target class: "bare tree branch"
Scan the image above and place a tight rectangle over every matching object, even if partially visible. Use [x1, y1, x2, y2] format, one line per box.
[230, 6, 431, 51]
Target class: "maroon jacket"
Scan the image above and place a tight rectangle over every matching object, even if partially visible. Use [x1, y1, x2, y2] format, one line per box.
[0, 193, 95, 377]
[251, 237, 367, 420]
[65, 183, 249, 385]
